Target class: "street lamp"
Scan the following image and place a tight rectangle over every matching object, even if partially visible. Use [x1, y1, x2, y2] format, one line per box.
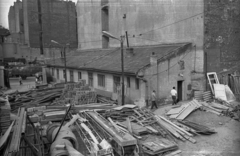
[51, 40, 69, 84]
[102, 31, 125, 105]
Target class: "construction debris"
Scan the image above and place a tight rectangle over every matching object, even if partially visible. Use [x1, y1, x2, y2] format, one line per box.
[0, 96, 11, 134]
[166, 99, 202, 120]
[6, 87, 63, 112]
[177, 120, 216, 135]
[1, 78, 237, 156]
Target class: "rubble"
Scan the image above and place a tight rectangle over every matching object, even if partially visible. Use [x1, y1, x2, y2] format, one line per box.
[0, 76, 238, 156]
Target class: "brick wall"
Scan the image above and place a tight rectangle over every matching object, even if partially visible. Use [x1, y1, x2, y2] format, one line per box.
[204, 0, 240, 73]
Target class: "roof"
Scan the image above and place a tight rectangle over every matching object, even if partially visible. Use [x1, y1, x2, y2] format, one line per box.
[47, 43, 191, 75]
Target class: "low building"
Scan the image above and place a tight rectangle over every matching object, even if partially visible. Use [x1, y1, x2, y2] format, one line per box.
[47, 42, 195, 103]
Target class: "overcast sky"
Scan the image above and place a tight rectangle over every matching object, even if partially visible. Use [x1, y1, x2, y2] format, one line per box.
[0, 0, 77, 29]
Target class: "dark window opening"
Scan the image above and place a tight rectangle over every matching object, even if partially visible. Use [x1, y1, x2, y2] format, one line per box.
[98, 74, 105, 87]
[127, 77, 130, 88]
[88, 72, 93, 87]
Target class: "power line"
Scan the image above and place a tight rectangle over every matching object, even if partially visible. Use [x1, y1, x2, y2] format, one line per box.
[136, 5, 223, 36]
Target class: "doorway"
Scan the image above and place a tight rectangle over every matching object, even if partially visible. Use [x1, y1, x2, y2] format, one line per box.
[177, 80, 183, 101]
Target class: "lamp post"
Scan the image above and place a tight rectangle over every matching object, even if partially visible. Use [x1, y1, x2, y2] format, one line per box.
[102, 31, 125, 105]
[51, 40, 69, 84]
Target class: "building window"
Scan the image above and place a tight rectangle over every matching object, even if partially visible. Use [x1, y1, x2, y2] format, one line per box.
[127, 77, 130, 88]
[113, 76, 120, 93]
[88, 72, 93, 87]
[135, 78, 139, 90]
[70, 70, 74, 82]
[98, 74, 105, 87]
[78, 72, 82, 80]
[57, 69, 59, 79]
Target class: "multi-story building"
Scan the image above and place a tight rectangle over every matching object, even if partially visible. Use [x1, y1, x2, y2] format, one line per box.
[5, 0, 78, 61]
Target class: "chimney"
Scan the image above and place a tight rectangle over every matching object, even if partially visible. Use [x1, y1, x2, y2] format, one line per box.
[125, 47, 134, 57]
[150, 52, 157, 65]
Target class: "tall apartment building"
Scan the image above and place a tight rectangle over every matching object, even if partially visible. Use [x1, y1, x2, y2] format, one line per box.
[6, 0, 77, 60]
[23, 0, 77, 48]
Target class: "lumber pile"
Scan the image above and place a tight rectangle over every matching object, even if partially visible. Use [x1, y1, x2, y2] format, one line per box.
[0, 96, 11, 134]
[5, 107, 26, 155]
[166, 99, 202, 120]
[155, 115, 197, 143]
[97, 95, 116, 104]
[96, 104, 218, 155]
[141, 136, 178, 155]
[177, 120, 216, 135]
[194, 91, 213, 102]
[6, 87, 63, 112]
[200, 101, 240, 121]
[52, 80, 97, 105]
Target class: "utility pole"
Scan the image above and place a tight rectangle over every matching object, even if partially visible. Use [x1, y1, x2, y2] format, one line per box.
[120, 36, 125, 106]
[51, 40, 69, 84]
[37, 0, 44, 55]
[63, 46, 67, 84]
[102, 31, 125, 105]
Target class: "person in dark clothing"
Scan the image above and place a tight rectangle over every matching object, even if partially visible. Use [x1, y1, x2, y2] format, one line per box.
[151, 90, 158, 109]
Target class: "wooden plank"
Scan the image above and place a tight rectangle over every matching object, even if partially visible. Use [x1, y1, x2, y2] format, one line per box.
[176, 103, 197, 120]
[158, 116, 193, 137]
[8, 107, 25, 153]
[166, 105, 187, 115]
[0, 121, 14, 149]
[155, 116, 184, 141]
[127, 118, 132, 134]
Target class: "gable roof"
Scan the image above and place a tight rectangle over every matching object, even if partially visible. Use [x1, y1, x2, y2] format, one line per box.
[47, 43, 191, 75]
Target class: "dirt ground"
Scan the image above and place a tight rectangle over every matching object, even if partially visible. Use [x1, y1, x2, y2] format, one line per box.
[154, 102, 240, 156]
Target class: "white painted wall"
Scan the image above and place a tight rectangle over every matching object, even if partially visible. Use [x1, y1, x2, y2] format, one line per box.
[50, 67, 144, 102]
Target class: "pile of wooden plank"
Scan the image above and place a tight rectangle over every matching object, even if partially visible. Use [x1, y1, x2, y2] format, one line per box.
[155, 115, 197, 143]
[5, 107, 26, 155]
[203, 91, 213, 102]
[200, 101, 229, 115]
[75, 90, 97, 105]
[0, 97, 11, 134]
[6, 87, 63, 112]
[52, 80, 97, 105]
[194, 90, 213, 102]
[200, 101, 240, 121]
[141, 136, 178, 155]
[177, 120, 216, 135]
[166, 99, 202, 120]
[97, 95, 116, 104]
[96, 106, 184, 155]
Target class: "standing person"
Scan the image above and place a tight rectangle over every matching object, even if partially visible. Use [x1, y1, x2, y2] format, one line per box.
[151, 90, 158, 109]
[19, 76, 22, 85]
[171, 87, 177, 105]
